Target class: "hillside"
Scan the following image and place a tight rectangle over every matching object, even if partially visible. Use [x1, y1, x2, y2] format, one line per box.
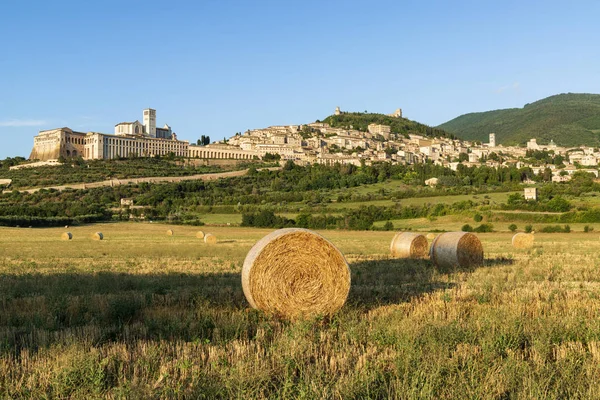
[437, 93, 600, 147]
[322, 112, 453, 139]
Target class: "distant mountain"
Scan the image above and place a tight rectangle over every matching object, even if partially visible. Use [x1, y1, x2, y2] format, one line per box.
[322, 112, 453, 139]
[437, 93, 600, 147]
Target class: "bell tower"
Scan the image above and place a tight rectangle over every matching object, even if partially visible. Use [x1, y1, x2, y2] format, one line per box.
[143, 108, 156, 137]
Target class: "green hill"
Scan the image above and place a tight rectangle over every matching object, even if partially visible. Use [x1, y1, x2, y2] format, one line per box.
[437, 93, 600, 147]
[322, 112, 453, 139]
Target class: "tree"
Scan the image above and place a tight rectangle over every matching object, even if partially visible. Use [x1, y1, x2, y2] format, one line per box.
[508, 224, 517, 232]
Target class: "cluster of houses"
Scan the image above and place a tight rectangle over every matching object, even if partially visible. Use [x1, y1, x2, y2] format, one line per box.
[218, 111, 599, 183]
[20, 107, 600, 183]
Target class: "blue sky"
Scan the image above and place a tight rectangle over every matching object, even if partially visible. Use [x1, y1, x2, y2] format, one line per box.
[2, 0, 600, 159]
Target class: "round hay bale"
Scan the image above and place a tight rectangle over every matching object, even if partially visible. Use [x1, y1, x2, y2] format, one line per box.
[196, 231, 205, 239]
[512, 232, 534, 249]
[204, 233, 217, 244]
[166, 229, 174, 236]
[426, 233, 437, 240]
[61, 232, 73, 240]
[390, 232, 429, 258]
[430, 232, 483, 271]
[242, 228, 350, 320]
[92, 232, 104, 241]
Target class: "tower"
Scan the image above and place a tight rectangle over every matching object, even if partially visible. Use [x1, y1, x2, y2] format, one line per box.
[335, 106, 341, 116]
[143, 108, 156, 137]
[489, 133, 496, 147]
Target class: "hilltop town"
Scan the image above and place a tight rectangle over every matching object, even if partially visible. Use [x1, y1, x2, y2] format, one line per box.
[17, 106, 600, 184]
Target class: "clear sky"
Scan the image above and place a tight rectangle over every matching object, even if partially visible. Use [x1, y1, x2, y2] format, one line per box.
[2, 0, 600, 159]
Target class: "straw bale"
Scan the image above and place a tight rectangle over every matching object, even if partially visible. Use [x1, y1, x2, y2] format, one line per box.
[166, 229, 174, 236]
[430, 232, 483, 271]
[390, 232, 428, 258]
[512, 232, 534, 249]
[204, 233, 217, 244]
[242, 228, 350, 320]
[92, 232, 104, 241]
[61, 232, 73, 240]
[426, 233, 437, 240]
[196, 231, 205, 239]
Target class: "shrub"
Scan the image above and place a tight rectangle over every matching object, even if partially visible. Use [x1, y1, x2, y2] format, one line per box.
[525, 224, 534, 233]
[508, 224, 517, 232]
[473, 213, 483, 222]
[474, 223, 494, 233]
[540, 225, 571, 233]
[461, 224, 473, 232]
[584, 225, 594, 232]
[383, 221, 394, 231]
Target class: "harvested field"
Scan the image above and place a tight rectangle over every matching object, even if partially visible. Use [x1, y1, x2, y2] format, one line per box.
[0, 223, 599, 398]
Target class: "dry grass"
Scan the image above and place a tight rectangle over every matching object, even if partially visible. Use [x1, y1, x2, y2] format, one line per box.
[1, 223, 600, 398]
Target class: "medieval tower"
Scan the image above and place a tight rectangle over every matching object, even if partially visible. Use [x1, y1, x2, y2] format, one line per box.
[143, 108, 156, 138]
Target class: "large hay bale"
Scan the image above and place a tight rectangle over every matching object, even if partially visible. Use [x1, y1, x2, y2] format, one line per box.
[92, 232, 104, 241]
[204, 233, 217, 244]
[426, 233, 437, 240]
[196, 231, 205, 239]
[430, 232, 483, 271]
[390, 232, 429, 258]
[512, 232, 534, 249]
[242, 228, 350, 320]
[61, 232, 73, 240]
[166, 229, 174, 236]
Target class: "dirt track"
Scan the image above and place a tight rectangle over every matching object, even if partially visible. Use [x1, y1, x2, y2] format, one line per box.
[4, 167, 279, 194]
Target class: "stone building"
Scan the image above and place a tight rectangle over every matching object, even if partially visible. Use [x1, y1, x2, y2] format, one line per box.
[29, 108, 187, 161]
[367, 124, 391, 139]
[29, 127, 87, 160]
[524, 187, 538, 200]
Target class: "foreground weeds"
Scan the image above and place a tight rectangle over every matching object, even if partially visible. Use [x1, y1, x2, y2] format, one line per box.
[1, 225, 600, 398]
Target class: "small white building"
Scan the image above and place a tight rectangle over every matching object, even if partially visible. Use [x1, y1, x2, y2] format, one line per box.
[524, 187, 538, 200]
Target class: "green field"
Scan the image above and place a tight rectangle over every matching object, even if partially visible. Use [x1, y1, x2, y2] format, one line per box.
[2, 223, 600, 397]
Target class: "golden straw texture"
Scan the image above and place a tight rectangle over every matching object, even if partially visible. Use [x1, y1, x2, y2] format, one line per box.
[61, 232, 73, 240]
[430, 232, 483, 271]
[204, 233, 217, 244]
[242, 228, 350, 320]
[426, 233, 437, 240]
[196, 231, 205, 239]
[166, 229, 174, 236]
[390, 232, 429, 258]
[512, 233, 534, 249]
[92, 232, 104, 241]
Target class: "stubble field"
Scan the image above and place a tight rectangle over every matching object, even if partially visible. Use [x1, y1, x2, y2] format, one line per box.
[1, 223, 600, 398]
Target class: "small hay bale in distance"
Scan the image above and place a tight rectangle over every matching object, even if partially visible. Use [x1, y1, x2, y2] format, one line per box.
[242, 228, 351, 320]
[390, 232, 429, 258]
[196, 231, 205, 239]
[426, 233, 437, 240]
[430, 232, 483, 271]
[166, 229, 174, 236]
[61, 232, 73, 240]
[92, 232, 104, 241]
[512, 232, 534, 249]
[204, 233, 217, 244]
